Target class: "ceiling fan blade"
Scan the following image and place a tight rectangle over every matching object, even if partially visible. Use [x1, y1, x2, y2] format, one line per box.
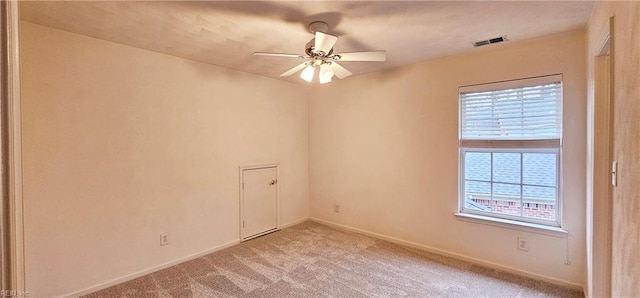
[254, 52, 306, 59]
[334, 51, 386, 62]
[280, 62, 308, 77]
[314, 31, 338, 54]
[329, 62, 352, 79]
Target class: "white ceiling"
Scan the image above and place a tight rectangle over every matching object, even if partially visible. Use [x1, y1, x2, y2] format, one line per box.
[20, 1, 594, 83]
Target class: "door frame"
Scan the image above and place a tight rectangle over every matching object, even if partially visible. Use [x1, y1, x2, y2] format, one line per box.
[1, 0, 25, 293]
[238, 163, 279, 241]
[586, 16, 614, 298]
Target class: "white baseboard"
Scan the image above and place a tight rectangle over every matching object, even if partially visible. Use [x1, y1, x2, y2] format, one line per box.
[64, 217, 311, 297]
[65, 217, 582, 296]
[63, 239, 240, 297]
[309, 217, 584, 291]
[279, 217, 309, 229]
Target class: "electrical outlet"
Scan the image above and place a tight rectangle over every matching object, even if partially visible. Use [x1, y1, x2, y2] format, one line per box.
[517, 237, 529, 251]
[160, 233, 169, 246]
[334, 204, 340, 213]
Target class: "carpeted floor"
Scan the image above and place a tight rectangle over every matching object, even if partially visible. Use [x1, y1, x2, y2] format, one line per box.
[85, 221, 583, 297]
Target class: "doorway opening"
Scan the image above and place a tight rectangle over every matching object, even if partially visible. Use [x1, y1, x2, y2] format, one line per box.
[586, 16, 613, 298]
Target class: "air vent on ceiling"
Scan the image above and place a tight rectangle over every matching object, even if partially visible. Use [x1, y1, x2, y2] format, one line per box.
[473, 36, 507, 47]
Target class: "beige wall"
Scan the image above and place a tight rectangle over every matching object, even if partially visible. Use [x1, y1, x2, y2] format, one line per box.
[309, 30, 587, 286]
[586, 2, 640, 297]
[19, 22, 309, 296]
[20, 13, 622, 296]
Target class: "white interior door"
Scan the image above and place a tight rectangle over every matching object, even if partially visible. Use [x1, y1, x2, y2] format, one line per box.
[242, 167, 277, 240]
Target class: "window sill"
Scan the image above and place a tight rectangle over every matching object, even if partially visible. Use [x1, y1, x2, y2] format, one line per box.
[454, 213, 568, 238]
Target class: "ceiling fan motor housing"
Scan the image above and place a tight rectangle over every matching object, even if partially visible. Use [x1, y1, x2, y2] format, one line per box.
[308, 21, 329, 34]
[305, 39, 334, 57]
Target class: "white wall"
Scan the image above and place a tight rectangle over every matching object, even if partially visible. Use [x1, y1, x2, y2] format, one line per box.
[19, 22, 309, 296]
[309, 30, 586, 287]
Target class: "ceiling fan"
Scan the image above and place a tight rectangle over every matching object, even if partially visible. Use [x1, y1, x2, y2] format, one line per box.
[253, 21, 386, 84]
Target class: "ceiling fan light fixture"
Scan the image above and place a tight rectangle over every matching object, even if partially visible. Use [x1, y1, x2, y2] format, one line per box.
[319, 74, 332, 84]
[319, 64, 334, 84]
[300, 65, 315, 82]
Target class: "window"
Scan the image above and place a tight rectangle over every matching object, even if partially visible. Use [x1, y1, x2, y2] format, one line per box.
[458, 75, 562, 227]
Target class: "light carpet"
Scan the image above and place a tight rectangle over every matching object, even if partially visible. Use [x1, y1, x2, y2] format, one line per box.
[85, 221, 583, 297]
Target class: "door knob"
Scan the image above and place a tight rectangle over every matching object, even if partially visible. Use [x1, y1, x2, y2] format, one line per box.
[269, 179, 277, 185]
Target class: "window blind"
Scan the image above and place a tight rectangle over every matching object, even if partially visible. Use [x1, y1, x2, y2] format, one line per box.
[460, 79, 562, 141]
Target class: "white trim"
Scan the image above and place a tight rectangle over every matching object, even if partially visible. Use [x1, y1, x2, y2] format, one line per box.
[459, 74, 563, 94]
[238, 163, 279, 171]
[5, 1, 25, 292]
[585, 16, 613, 298]
[461, 139, 560, 148]
[454, 213, 567, 237]
[309, 217, 583, 291]
[239, 163, 279, 241]
[63, 217, 310, 297]
[241, 228, 278, 241]
[62, 239, 240, 297]
[279, 217, 309, 229]
[593, 19, 612, 56]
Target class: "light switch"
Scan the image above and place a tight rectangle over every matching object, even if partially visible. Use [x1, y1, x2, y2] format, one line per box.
[611, 161, 617, 186]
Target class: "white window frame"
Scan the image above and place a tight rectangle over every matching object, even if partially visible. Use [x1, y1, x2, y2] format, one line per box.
[459, 146, 562, 227]
[458, 74, 563, 228]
